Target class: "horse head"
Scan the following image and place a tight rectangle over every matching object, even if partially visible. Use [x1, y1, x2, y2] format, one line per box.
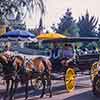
[25, 59, 34, 72]
[0, 54, 8, 64]
[0, 54, 17, 77]
[14, 55, 25, 71]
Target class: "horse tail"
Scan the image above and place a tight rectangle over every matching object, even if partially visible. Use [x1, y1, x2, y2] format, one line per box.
[41, 59, 48, 72]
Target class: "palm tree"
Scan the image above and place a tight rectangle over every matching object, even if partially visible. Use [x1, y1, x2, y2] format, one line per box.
[0, 0, 45, 28]
[77, 10, 98, 37]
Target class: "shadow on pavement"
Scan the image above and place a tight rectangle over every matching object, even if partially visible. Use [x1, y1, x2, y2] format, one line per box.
[63, 90, 100, 100]
[15, 84, 66, 99]
[0, 80, 93, 100]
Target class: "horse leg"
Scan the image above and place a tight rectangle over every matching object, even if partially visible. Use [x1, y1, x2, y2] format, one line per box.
[25, 81, 29, 100]
[9, 79, 14, 94]
[40, 77, 46, 98]
[30, 79, 35, 90]
[4, 79, 10, 100]
[47, 75, 52, 98]
[8, 79, 15, 100]
[9, 80, 18, 100]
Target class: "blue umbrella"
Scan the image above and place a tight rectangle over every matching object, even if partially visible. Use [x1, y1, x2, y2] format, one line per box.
[0, 29, 35, 41]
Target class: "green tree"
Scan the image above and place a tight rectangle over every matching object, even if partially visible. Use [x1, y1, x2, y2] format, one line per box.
[77, 10, 98, 37]
[51, 8, 79, 36]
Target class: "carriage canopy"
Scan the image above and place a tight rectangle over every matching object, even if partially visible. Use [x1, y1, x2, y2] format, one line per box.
[36, 33, 66, 40]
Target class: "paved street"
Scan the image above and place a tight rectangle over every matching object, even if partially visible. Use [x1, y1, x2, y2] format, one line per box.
[0, 73, 100, 100]
[0, 0, 100, 100]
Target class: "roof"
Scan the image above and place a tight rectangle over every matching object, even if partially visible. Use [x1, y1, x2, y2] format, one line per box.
[42, 37, 99, 43]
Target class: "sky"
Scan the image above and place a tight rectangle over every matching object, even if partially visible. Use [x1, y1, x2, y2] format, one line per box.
[26, 0, 100, 31]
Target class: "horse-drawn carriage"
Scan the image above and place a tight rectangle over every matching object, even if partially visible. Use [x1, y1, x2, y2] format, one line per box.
[0, 36, 100, 100]
[42, 37, 100, 94]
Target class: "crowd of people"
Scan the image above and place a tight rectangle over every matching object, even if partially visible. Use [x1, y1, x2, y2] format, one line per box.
[48, 43, 99, 72]
[49, 44, 99, 60]
[0, 43, 99, 61]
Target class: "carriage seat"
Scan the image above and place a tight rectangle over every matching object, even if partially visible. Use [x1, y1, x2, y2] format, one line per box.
[76, 53, 99, 65]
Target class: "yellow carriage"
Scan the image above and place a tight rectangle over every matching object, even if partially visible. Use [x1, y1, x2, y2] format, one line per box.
[37, 33, 100, 93]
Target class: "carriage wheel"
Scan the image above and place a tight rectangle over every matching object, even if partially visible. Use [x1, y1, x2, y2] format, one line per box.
[90, 62, 98, 81]
[31, 78, 42, 90]
[92, 75, 100, 96]
[65, 68, 76, 92]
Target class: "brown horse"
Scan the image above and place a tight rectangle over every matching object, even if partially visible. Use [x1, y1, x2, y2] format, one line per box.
[32, 57, 52, 97]
[25, 57, 52, 98]
[0, 53, 16, 100]
[9, 55, 29, 100]
[0, 54, 27, 100]
[8, 56, 52, 100]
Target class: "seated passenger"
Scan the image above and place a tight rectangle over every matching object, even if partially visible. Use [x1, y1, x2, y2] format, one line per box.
[62, 44, 74, 59]
[61, 44, 75, 67]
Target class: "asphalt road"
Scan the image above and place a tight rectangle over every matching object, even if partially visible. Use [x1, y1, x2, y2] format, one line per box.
[0, 73, 100, 100]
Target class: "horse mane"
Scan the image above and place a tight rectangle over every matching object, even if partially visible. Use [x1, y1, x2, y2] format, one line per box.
[15, 55, 24, 64]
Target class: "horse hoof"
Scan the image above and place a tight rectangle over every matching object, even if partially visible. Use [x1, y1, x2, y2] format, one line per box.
[25, 96, 28, 100]
[12, 97, 15, 100]
[49, 94, 52, 98]
[3, 97, 7, 100]
[8, 97, 14, 100]
[40, 95, 44, 98]
[25, 97, 28, 100]
[4, 94, 8, 100]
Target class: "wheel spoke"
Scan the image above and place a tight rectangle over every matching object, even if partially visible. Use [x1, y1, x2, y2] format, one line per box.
[65, 68, 76, 92]
[96, 79, 100, 92]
